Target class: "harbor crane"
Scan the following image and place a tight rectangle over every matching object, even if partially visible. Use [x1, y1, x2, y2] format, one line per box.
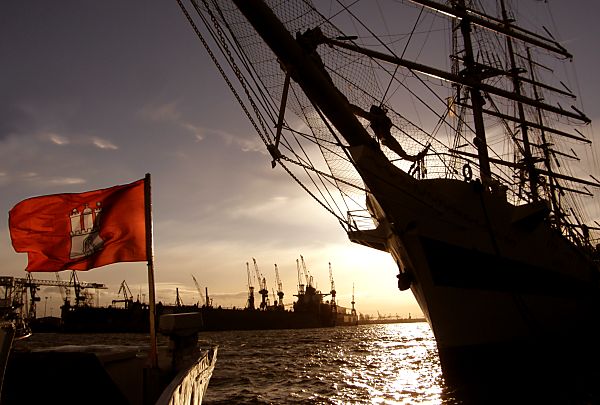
[296, 259, 305, 295]
[55, 272, 69, 305]
[70, 271, 105, 307]
[329, 262, 337, 313]
[112, 280, 134, 308]
[191, 274, 207, 307]
[245, 262, 255, 310]
[35, 271, 106, 310]
[252, 258, 269, 310]
[204, 287, 213, 308]
[300, 255, 313, 288]
[274, 264, 284, 307]
[351, 283, 356, 321]
[24, 274, 40, 321]
[0, 272, 107, 320]
[0, 276, 33, 335]
[175, 288, 184, 307]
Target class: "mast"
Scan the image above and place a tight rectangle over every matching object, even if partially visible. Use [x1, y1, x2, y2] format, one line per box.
[201, 0, 599, 237]
[526, 47, 560, 215]
[410, 0, 572, 58]
[500, 0, 538, 200]
[454, 0, 491, 183]
[230, 0, 590, 173]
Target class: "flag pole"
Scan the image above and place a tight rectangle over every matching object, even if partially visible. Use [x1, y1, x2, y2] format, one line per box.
[144, 173, 158, 368]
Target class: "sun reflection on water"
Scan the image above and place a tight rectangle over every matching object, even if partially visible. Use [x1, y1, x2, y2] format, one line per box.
[195, 323, 448, 404]
[325, 323, 444, 404]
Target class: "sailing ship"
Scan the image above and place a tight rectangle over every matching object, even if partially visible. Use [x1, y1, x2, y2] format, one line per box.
[176, 0, 600, 376]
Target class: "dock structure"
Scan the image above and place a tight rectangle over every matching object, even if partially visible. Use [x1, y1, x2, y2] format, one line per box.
[0, 272, 107, 322]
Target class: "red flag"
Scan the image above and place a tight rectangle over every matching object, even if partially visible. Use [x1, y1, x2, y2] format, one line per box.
[9, 178, 147, 272]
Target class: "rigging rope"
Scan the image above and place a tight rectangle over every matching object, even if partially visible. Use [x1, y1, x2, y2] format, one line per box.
[176, 0, 272, 146]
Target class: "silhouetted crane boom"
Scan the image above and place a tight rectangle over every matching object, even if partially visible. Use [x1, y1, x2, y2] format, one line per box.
[118, 280, 133, 300]
[246, 262, 255, 310]
[112, 280, 134, 308]
[296, 259, 304, 295]
[253, 257, 269, 309]
[274, 264, 284, 307]
[328, 262, 336, 307]
[300, 255, 313, 288]
[191, 274, 206, 305]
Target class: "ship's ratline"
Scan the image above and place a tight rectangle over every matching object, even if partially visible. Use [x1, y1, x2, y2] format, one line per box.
[175, 0, 600, 378]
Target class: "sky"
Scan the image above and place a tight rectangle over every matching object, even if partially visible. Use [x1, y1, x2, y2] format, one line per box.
[1, 0, 599, 319]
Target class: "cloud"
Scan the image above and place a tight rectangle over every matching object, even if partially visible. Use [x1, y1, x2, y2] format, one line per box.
[139, 101, 182, 122]
[139, 101, 263, 152]
[190, 126, 263, 153]
[91, 137, 118, 150]
[0, 167, 86, 189]
[230, 195, 290, 220]
[139, 101, 203, 141]
[39, 132, 118, 150]
[183, 123, 205, 141]
[20, 172, 38, 179]
[215, 128, 263, 152]
[48, 177, 86, 186]
[46, 133, 70, 145]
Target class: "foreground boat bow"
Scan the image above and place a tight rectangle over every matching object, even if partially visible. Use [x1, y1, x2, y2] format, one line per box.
[2, 313, 217, 405]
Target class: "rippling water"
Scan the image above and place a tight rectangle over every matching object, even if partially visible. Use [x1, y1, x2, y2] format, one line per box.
[16, 323, 600, 404]
[200, 323, 444, 404]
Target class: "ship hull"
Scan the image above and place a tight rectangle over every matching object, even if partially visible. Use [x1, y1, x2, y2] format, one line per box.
[199, 306, 357, 331]
[348, 145, 600, 373]
[57, 303, 358, 333]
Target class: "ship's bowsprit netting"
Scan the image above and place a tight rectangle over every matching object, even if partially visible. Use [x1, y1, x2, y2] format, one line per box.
[183, 0, 599, 244]
[200, 0, 440, 222]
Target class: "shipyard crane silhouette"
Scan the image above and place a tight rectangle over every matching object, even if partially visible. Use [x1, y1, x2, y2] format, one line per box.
[69, 271, 92, 307]
[296, 259, 305, 295]
[112, 280, 134, 308]
[41, 271, 106, 310]
[351, 284, 357, 322]
[175, 288, 184, 307]
[0, 271, 107, 321]
[252, 258, 269, 310]
[245, 262, 255, 310]
[191, 274, 207, 307]
[328, 262, 337, 314]
[294, 256, 330, 312]
[274, 264, 284, 307]
[24, 274, 39, 321]
[55, 272, 69, 305]
[299, 255, 313, 288]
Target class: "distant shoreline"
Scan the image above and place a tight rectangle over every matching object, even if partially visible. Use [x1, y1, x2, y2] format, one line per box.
[357, 318, 426, 325]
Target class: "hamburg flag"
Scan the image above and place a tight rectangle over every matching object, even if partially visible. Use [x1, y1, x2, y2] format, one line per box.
[9, 178, 147, 272]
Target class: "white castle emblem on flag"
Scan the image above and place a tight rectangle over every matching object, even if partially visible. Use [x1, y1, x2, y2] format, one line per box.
[69, 202, 104, 259]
